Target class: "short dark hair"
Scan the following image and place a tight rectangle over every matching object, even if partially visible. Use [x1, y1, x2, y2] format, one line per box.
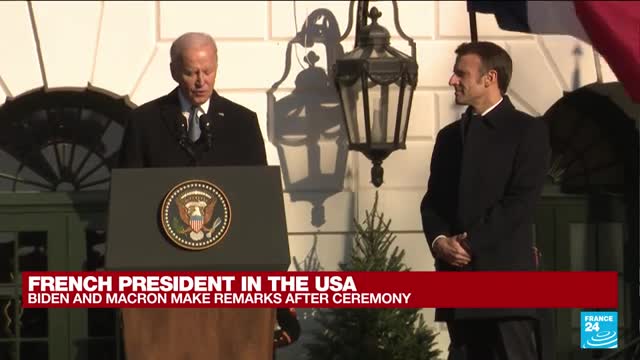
[455, 42, 512, 94]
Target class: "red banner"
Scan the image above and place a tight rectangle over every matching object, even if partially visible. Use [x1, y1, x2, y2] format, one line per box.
[22, 271, 617, 309]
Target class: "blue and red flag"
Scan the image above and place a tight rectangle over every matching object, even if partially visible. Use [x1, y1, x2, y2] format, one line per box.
[468, 1, 640, 103]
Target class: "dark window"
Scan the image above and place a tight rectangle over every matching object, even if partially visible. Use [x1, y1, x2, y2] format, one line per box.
[543, 83, 638, 195]
[0, 88, 132, 192]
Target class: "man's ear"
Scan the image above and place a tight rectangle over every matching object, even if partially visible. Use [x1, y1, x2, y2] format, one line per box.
[170, 62, 179, 82]
[485, 69, 498, 88]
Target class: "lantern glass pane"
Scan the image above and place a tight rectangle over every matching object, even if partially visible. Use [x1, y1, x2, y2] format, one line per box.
[399, 83, 414, 144]
[367, 80, 400, 144]
[339, 79, 367, 144]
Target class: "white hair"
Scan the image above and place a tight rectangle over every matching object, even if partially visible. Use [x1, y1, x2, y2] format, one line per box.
[170, 32, 218, 64]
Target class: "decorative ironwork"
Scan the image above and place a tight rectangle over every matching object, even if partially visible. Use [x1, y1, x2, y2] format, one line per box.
[0, 88, 132, 192]
[334, 0, 418, 187]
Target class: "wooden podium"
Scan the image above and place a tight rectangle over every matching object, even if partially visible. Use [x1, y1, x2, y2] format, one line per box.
[105, 166, 290, 360]
[121, 308, 276, 360]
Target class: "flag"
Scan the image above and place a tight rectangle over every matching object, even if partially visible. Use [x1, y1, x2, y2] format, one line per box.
[468, 1, 640, 103]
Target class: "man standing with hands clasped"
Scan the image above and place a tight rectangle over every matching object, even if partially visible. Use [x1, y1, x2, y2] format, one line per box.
[420, 41, 550, 359]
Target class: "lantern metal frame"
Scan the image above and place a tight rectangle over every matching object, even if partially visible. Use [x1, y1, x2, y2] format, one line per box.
[333, 0, 418, 187]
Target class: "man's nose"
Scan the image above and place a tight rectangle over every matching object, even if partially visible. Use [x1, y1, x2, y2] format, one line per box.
[195, 73, 204, 86]
[448, 74, 458, 87]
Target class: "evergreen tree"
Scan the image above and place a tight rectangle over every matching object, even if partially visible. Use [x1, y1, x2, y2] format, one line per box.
[306, 193, 441, 360]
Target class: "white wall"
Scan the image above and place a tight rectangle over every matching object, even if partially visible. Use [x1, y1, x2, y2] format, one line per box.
[0, 1, 620, 357]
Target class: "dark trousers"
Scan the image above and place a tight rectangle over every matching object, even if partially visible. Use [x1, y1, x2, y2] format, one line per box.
[447, 319, 539, 360]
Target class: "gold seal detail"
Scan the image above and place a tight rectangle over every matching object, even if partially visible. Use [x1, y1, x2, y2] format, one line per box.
[160, 180, 231, 250]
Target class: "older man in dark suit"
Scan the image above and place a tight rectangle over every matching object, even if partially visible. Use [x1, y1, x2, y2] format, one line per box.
[420, 42, 550, 359]
[118, 32, 267, 168]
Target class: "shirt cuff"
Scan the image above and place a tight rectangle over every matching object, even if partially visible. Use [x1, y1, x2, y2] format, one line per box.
[432, 235, 447, 250]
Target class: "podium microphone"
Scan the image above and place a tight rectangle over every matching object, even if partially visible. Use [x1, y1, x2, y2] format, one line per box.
[178, 120, 188, 145]
[177, 120, 196, 159]
[200, 113, 213, 151]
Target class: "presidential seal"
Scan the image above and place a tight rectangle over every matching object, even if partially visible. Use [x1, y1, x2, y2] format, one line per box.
[160, 180, 231, 250]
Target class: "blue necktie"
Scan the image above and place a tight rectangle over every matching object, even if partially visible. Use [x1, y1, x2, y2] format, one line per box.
[188, 106, 201, 142]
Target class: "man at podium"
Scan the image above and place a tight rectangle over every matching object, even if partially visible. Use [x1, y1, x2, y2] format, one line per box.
[118, 32, 267, 168]
[111, 32, 285, 360]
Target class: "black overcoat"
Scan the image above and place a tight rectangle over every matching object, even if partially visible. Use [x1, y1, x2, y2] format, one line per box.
[118, 88, 267, 168]
[421, 96, 550, 321]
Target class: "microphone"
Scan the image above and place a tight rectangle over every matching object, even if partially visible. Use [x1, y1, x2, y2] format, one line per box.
[200, 113, 213, 151]
[177, 120, 188, 145]
[177, 118, 196, 160]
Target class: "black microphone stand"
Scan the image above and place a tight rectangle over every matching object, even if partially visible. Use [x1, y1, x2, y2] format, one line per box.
[177, 120, 197, 163]
[200, 113, 213, 152]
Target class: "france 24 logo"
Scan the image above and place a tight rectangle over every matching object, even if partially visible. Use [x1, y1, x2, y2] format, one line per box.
[580, 311, 618, 349]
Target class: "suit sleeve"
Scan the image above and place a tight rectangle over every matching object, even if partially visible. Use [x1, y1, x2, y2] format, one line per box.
[466, 118, 550, 253]
[245, 111, 268, 166]
[274, 308, 301, 347]
[420, 130, 453, 252]
[117, 112, 145, 168]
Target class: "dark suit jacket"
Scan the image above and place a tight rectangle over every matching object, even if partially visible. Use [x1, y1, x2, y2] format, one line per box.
[118, 88, 267, 168]
[273, 308, 301, 359]
[420, 96, 550, 321]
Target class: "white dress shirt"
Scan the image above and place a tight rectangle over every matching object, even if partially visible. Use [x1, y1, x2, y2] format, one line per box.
[177, 90, 210, 129]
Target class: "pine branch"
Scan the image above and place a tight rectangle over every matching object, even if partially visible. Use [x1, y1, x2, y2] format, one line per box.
[306, 191, 442, 360]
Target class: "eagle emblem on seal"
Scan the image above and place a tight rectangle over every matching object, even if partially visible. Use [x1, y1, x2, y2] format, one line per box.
[176, 196, 219, 240]
[160, 180, 231, 250]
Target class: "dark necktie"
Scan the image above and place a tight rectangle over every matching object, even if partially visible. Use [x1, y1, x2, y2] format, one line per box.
[188, 106, 201, 142]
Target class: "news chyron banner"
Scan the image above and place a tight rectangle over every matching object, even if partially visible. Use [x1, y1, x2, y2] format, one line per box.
[23, 271, 617, 308]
